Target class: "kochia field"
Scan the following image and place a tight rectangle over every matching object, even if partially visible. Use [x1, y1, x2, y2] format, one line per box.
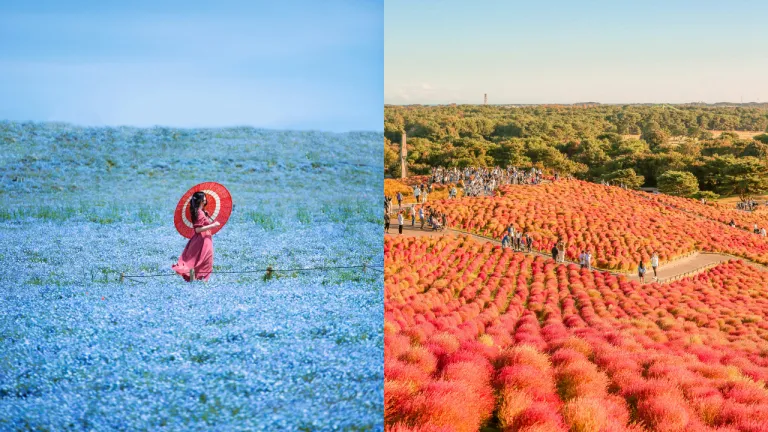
[429, 180, 768, 271]
[385, 235, 768, 432]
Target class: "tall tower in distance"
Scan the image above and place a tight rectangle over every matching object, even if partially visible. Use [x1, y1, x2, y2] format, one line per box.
[400, 131, 407, 179]
[484, 93, 488, 105]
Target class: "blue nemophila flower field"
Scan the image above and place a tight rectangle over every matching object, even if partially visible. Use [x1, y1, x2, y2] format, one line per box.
[0, 121, 383, 431]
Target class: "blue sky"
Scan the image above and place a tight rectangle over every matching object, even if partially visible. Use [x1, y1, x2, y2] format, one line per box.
[0, 0, 383, 132]
[385, 0, 768, 105]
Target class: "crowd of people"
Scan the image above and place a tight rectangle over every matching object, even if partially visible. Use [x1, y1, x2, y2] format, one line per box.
[506, 231, 663, 282]
[501, 225, 534, 252]
[599, 179, 631, 189]
[430, 166, 547, 198]
[384, 204, 447, 235]
[737, 199, 761, 211]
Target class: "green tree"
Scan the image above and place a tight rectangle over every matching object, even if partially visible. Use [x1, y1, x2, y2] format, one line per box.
[657, 171, 699, 197]
[526, 141, 587, 175]
[741, 141, 768, 158]
[489, 140, 531, 167]
[708, 155, 768, 201]
[384, 140, 400, 177]
[641, 128, 669, 148]
[609, 139, 649, 157]
[754, 133, 768, 144]
[601, 168, 645, 189]
[692, 190, 719, 200]
[573, 140, 611, 167]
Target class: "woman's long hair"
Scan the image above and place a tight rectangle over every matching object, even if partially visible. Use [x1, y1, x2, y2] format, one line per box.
[190, 192, 208, 223]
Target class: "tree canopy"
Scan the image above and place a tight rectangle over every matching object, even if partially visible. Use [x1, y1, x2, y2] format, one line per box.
[384, 104, 768, 198]
[657, 171, 699, 197]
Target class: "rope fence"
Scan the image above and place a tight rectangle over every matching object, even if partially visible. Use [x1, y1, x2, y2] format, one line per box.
[119, 262, 384, 283]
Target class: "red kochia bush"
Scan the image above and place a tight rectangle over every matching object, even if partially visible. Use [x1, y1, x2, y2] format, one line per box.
[399, 345, 438, 375]
[386, 422, 455, 432]
[554, 359, 609, 401]
[496, 364, 558, 403]
[386, 333, 413, 358]
[512, 402, 568, 432]
[385, 359, 430, 388]
[637, 393, 691, 432]
[406, 379, 495, 432]
[385, 380, 417, 425]
[561, 397, 608, 432]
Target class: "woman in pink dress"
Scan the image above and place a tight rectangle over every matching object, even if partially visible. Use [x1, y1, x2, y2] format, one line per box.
[172, 192, 220, 282]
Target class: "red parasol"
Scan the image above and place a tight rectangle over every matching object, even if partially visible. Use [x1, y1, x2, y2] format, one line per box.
[174, 182, 233, 238]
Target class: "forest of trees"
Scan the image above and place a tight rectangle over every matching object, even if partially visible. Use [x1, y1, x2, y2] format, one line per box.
[384, 104, 768, 199]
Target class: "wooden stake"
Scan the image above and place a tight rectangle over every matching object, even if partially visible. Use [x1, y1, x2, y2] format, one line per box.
[190, 269, 195, 282]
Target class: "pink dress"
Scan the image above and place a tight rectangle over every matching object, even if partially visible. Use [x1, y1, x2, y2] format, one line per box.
[172, 209, 214, 281]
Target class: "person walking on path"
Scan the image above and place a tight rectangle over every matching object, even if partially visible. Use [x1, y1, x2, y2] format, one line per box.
[526, 233, 533, 252]
[384, 212, 390, 233]
[396, 192, 403, 208]
[172, 192, 219, 282]
[651, 251, 659, 280]
[585, 250, 592, 271]
[413, 186, 421, 204]
[557, 240, 566, 263]
[410, 205, 416, 226]
[638, 259, 647, 283]
[762, 227, 767, 238]
[551, 244, 559, 262]
[397, 211, 404, 235]
[502, 233, 510, 249]
[419, 206, 425, 230]
[441, 213, 447, 231]
[579, 250, 586, 269]
[431, 213, 441, 231]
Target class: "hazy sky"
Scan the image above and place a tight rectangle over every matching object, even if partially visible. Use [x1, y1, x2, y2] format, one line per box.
[0, 0, 383, 132]
[385, 0, 768, 105]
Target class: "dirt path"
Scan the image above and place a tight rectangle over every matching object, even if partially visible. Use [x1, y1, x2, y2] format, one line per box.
[386, 214, 764, 284]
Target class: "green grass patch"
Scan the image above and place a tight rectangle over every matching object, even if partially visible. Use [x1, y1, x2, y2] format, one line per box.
[321, 200, 378, 224]
[335, 332, 371, 345]
[296, 206, 312, 224]
[137, 208, 155, 224]
[244, 210, 279, 231]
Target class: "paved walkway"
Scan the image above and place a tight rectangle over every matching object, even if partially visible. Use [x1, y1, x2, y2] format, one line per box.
[386, 215, 763, 284]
